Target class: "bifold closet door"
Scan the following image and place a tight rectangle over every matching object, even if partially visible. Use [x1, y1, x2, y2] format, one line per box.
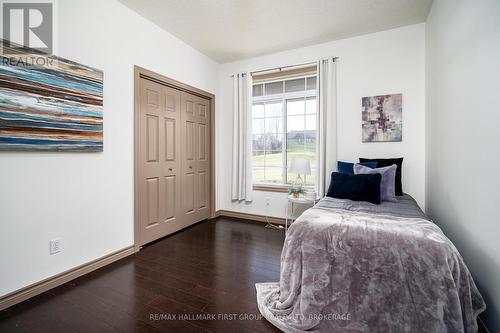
[137, 78, 183, 246]
[181, 92, 211, 225]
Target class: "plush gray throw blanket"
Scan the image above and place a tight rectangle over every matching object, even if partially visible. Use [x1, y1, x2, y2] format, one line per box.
[256, 195, 486, 333]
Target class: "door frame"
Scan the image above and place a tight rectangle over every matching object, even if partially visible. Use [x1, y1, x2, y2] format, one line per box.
[133, 65, 216, 252]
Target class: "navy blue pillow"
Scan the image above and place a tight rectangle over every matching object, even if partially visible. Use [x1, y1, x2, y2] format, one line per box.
[337, 161, 377, 174]
[326, 172, 382, 204]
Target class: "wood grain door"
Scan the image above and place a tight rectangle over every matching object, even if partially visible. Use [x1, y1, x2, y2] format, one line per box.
[181, 92, 211, 224]
[137, 78, 183, 246]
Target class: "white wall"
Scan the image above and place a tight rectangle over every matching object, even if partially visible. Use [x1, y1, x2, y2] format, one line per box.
[0, 0, 218, 297]
[426, 0, 500, 330]
[217, 24, 426, 218]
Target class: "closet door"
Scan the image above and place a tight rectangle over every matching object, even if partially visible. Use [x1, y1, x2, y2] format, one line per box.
[162, 85, 183, 229]
[194, 95, 211, 219]
[137, 78, 182, 246]
[181, 92, 211, 224]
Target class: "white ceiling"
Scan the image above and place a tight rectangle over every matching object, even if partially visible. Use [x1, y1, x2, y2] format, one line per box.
[119, 0, 433, 63]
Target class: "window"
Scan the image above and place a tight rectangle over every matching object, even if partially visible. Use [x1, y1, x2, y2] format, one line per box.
[252, 74, 317, 187]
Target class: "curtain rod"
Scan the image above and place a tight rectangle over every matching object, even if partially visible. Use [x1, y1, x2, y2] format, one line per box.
[250, 61, 316, 76]
[230, 57, 338, 78]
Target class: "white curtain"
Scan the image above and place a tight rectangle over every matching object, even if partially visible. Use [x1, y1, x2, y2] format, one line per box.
[231, 73, 253, 201]
[317, 58, 338, 197]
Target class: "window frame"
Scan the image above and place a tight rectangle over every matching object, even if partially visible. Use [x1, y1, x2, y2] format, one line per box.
[252, 74, 318, 191]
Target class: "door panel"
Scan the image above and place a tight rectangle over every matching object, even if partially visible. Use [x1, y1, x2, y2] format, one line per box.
[198, 104, 207, 118]
[146, 89, 159, 106]
[182, 93, 197, 217]
[184, 172, 195, 213]
[186, 100, 194, 115]
[146, 177, 159, 226]
[165, 118, 176, 161]
[185, 120, 195, 161]
[181, 92, 211, 223]
[146, 115, 159, 162]
[195, 99, 211, 219]
[198, 123, 207, 161]
[164, 175, 176, 221]
[166, 93, 175, 111]
[138, 78, 183, 246]
[198, 171, 207, 209]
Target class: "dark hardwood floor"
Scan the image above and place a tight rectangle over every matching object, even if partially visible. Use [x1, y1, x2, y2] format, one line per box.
[0, 218, 285, 333]
[0, 217, 489, 333]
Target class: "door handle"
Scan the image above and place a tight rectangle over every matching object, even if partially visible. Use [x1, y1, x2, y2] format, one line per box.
[168, 168, 173, 171]
[189, 166, 193, 169]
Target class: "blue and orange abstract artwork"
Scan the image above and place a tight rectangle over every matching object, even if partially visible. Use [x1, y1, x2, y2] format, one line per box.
[0, 40, 103, 151]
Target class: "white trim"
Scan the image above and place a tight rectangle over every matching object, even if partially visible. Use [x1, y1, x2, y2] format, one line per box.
[253, 74, 317, 86]
[253, 181, 314, 189]
[253, 89, 316, 102]
[251, 72, 319, 188]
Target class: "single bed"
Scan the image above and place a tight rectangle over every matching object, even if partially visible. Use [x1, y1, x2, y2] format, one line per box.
[256, 194, 486, 333]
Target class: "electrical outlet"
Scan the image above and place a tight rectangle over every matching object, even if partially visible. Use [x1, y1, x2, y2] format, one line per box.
[49, 238, 61, 255]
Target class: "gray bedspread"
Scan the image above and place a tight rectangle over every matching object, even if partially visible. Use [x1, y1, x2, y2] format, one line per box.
[256, 195, 486, 333]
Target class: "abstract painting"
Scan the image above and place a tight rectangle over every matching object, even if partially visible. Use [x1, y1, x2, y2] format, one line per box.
[362, 93, 402, 142]
[0, 39, 103, 151]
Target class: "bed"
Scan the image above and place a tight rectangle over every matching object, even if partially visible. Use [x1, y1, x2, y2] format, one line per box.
[256, 194, 486, 333]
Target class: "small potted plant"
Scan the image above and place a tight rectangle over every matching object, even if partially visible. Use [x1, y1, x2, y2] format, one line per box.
[288, 185, 305, 199]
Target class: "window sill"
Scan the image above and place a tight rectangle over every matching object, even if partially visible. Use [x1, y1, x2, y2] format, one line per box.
[253, 184, 289, 193]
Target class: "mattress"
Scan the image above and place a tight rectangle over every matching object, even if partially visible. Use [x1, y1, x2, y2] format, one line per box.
[315, 193, 427, 219]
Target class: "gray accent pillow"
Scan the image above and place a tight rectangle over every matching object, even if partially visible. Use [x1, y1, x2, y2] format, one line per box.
[354, 164, 397, 202]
